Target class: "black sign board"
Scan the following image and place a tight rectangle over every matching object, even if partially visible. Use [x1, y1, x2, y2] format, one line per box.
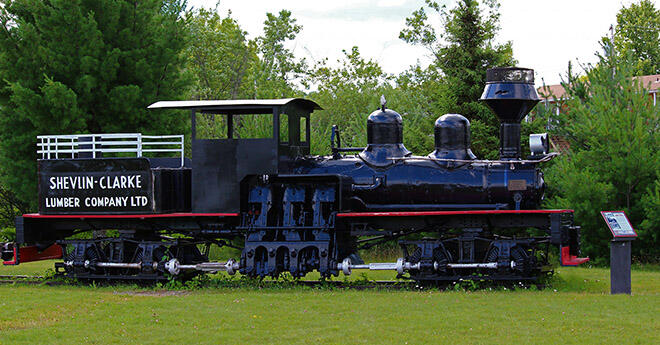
[600, 211, 637, 238]
[38, 158, 154, 214]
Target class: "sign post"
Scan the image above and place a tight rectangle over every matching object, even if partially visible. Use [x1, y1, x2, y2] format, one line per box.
[600, 211, 637, 295]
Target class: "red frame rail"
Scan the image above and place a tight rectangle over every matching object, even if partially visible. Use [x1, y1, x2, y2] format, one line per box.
[336, 209, 574, 217]
[21, 212, 239, 219]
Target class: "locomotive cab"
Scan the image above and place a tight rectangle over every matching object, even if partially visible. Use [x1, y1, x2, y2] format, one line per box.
[148, 99, 322, 213]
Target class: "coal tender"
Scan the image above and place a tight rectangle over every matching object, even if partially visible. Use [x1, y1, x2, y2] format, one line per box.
[6, 67, 588, 283]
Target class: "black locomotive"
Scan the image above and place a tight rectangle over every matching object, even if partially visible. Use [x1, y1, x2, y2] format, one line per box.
[2, 67, 589, 282]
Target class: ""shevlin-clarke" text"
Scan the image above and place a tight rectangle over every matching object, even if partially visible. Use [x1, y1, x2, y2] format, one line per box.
[48, 175, 143, 190]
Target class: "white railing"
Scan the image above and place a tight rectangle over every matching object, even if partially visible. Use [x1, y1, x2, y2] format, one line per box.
[37, 133, 185, 167]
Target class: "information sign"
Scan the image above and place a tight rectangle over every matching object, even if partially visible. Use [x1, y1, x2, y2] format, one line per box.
[600, 211, 637, 238]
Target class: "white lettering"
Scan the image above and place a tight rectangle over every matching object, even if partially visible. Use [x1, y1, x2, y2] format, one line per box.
[45, 197, 80, 208]
[48, 176, 99, 190]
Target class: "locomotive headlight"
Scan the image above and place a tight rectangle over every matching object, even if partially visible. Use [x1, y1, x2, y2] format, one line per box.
[529, 133, 549, 155]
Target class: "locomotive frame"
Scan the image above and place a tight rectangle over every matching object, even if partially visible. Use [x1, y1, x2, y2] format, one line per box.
[3, 67, 589, 283]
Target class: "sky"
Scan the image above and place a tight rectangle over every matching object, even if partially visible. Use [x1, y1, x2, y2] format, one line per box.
[187, 0, 655, 87]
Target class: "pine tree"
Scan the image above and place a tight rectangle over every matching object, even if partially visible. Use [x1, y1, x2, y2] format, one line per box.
[0, 0, 190, 208]
[545, 42, 660, 263]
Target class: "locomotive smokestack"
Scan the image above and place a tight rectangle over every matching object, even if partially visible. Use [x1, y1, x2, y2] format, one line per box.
[480, 67, 540, 160]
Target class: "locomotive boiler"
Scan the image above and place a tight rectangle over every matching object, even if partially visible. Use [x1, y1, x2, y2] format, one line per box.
[3, 67, 589, 283]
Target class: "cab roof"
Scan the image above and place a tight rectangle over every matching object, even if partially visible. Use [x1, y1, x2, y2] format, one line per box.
[148, 98, 322, 114]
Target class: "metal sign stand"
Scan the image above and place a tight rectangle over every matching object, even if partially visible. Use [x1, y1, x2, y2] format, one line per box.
[610, 238, 633, 294]
[601, 211, 637, 295]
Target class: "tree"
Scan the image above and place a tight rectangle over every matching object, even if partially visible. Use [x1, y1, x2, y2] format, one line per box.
[254, 10, 307, 99]
[0, 0, 190, 209]
[400, 0, 515, 159]
[185, 7, 258, 100]
[185, 7, 307, 102]
[184, 7, 306, 142]
[545, 42, 660, 263]
[612, 0, 660, 75]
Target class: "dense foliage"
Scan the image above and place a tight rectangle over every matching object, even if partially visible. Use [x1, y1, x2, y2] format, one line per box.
[185, 7, 257, 100]
[544, 44, 660, 263]
[0, 0, 190, 210]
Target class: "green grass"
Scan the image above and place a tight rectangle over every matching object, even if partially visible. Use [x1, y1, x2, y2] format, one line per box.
[0, 261, 659, 344]
[0, 260, 55, 276]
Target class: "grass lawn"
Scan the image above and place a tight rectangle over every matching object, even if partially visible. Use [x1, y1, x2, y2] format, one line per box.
[0, 261, 658, 344]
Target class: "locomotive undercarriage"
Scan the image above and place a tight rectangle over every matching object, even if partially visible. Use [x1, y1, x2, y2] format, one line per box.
[333, 226, 552, 283]
[397, 235, 549, 281]
[55, 232, 212, 281]
[49, 226, 552, 282]
[43, 181, 571, 282]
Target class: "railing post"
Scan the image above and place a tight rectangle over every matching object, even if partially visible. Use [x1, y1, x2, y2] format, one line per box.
[47, 137, 51, 159]
[180, 135, 184, 167]
[137, 133, 143, 157]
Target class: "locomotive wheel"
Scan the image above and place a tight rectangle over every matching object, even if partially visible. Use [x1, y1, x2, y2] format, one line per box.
[510, 246, 538, 275]
[84, 245, 103, 273]
[485, 245, 538, 276]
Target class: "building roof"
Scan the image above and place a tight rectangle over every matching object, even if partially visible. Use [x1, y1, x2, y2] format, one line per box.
[537, 74, 660, 102]
[537, 84, 567, 101]
[637, 74, 660, 92]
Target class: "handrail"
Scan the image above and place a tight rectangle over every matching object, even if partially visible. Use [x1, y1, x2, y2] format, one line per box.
[36, 133, 185, 167]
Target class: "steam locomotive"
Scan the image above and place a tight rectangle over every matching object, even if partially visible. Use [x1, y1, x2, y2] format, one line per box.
[2, 67, 589, 282]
